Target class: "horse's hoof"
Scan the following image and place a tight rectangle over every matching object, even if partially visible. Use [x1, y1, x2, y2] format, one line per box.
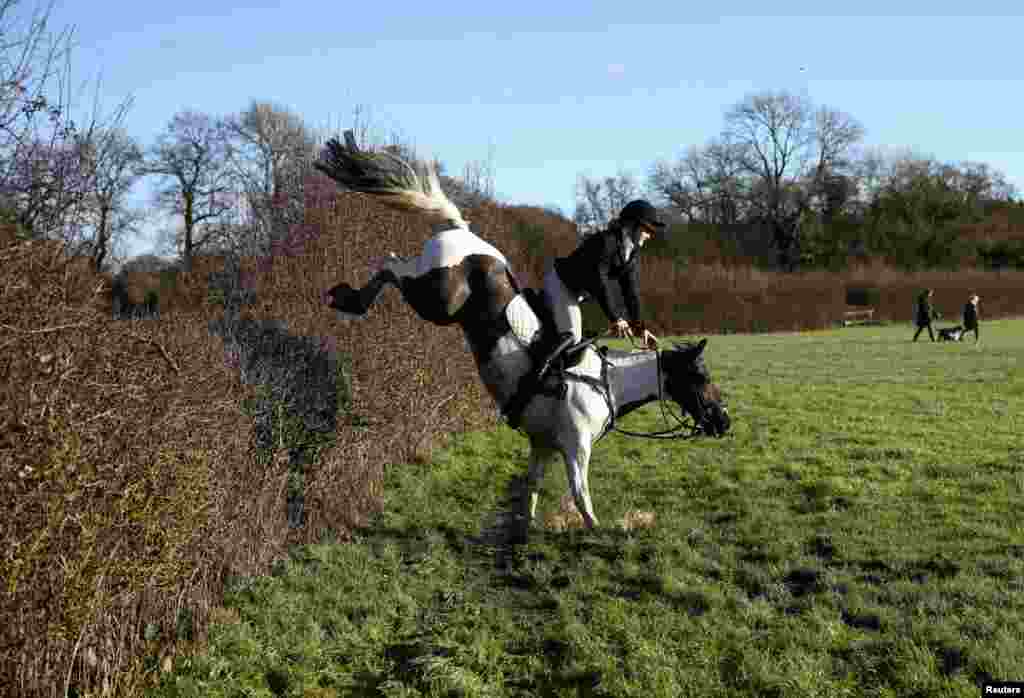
[325, 283, 366, 315]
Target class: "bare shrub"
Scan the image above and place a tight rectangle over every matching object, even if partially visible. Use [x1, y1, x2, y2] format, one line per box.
[0, 225, 292, 695]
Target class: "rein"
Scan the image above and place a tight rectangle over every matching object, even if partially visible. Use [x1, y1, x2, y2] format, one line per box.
[602, 342, 706, 441]
[559, 334, 706, 441]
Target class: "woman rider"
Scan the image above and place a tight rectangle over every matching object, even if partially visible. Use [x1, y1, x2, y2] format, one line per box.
[546, 199, 665, 347]
[522, 199, 665, 390]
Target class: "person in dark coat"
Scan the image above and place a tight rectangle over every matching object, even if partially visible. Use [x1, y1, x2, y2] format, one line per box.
[962, 294, 980, 343]
[544, 199, 665, 348]
[913, 289, 939, 342]
[512, 200, 665, 407]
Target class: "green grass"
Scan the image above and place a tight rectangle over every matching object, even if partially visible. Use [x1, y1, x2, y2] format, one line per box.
[155, 320, 1024, 697]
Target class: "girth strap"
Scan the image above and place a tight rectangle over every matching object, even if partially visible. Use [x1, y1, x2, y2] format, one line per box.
[571, 346, 616, 441]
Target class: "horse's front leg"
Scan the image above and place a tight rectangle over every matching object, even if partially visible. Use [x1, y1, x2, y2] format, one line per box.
[563, 439, 598, 528]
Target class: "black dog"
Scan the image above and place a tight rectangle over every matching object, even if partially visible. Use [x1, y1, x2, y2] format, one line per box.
[937, 325, 964, 342]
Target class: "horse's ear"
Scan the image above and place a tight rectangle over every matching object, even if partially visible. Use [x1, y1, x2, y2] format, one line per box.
[696, 338, 707, 354]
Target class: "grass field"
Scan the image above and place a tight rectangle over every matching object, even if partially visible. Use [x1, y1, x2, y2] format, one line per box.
[155, 320, 1023, 697]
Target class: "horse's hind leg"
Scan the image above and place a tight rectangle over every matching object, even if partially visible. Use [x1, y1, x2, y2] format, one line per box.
[324, 270, 396, 318]
[397, 266, 470, 324]
[324, 253, 424, 319]
[524, 442, 556, 524]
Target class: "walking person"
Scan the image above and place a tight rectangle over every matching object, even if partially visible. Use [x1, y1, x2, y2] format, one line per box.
[912, 289, 939, 342]
[963, 294, 980, 343]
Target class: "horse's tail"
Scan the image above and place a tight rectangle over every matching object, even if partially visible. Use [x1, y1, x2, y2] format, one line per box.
[314, 130, 467, 228]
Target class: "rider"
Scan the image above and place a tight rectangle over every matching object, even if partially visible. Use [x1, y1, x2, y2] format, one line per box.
[548, 198, 664, 346]
[520, 199, 665, 396]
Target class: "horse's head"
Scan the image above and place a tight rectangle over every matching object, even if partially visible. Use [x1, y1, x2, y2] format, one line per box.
[660, 339, 731, 437]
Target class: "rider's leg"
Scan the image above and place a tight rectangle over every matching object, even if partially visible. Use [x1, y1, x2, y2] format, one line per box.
[504, 265, 579, 426]
[525, 265, 579, 374]
[511, 265, 578, 396]
[542, 264, 583, 343]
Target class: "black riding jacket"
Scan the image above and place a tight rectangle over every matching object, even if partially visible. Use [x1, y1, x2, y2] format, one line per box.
[553, 224, 641, 323]
[915, 295, 938, 325]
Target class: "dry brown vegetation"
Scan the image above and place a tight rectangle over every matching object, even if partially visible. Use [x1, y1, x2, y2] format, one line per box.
[0, 182, 504, 694]
[640, 256, 1024, 335]
[2, 228, 292, 695]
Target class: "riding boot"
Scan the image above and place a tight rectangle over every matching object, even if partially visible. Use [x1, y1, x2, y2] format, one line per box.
[517, 332, 556, 398]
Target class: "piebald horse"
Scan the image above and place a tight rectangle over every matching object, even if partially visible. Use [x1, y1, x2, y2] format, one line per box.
[316, 132, 730, 529]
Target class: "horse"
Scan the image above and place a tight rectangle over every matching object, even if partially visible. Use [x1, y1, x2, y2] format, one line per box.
[315, 131, 730, 529]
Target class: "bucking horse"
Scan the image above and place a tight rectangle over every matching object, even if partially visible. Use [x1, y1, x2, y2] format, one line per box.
[315, 131, 730, 530]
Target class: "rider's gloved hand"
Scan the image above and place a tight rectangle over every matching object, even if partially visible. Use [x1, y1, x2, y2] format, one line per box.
[631, 321, 659, 349]
[611, 318, 633, 338]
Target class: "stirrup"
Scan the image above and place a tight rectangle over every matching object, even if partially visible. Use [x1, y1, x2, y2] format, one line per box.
[536, 333, 576, 383]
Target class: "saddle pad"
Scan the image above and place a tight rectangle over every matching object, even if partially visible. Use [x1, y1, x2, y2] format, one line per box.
[505, 294, 542, 347]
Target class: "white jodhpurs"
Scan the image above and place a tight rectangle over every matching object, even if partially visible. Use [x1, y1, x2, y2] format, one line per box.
[543, 264, 583, 343]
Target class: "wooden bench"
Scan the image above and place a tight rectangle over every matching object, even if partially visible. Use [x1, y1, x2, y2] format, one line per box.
[842, 308, 875, 326]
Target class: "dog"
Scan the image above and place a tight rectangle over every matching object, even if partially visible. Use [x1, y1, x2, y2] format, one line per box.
[937, 325, 965, 342]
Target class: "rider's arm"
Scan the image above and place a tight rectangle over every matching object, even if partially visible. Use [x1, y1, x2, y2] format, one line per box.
[593, 234, 629, 323]
[619, 254, 641, 324]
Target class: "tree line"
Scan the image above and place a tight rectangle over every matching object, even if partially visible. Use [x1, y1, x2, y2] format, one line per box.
[3, 0, 1019, 278]
[0, 3, 496, 277]
[573, 91, 1022, 271]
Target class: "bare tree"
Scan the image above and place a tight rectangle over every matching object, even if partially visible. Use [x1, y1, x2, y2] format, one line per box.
[0, 0, 147, 279]
[452, 141, 496, 208]
[0, 0, 92, 240]
[3, 134, 89, 236]
[222, 100, 317, 258]
[573, 170, 642, 238]
[75, 122, 145, 272]
[648, 139, 746, 224]
[806, 106, 865, 220]
[145, 110, 235, 271]
[724, 91, 813, 268]
[811, 107, 864, 179]
[721, 91, 864, 269]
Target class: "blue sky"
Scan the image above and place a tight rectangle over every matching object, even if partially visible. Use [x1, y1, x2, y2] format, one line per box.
[49, 0, 1024, 261]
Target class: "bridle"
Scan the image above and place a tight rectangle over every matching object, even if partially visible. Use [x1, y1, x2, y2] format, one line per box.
[602, 340, 713, 440]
